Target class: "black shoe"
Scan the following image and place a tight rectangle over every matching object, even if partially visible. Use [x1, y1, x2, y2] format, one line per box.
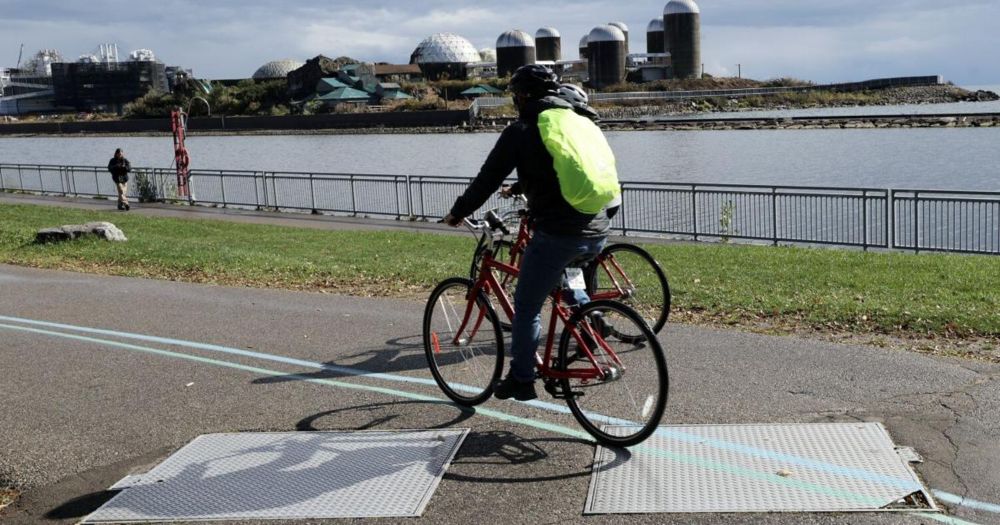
[125, 204, 130, 211]
[117, 202, 123, 210]
[493, 376, 537, 401]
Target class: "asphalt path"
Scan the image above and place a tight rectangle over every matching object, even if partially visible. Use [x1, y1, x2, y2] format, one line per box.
[0, 264, 998, 525]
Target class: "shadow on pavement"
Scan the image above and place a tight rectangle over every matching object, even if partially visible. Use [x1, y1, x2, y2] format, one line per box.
[296, 400, 475, 432]
[251, 335, 430, 385]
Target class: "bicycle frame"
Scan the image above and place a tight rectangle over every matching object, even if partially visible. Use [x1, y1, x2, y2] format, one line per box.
[500, 206, 635, 303]
[455, 224, 623, 382]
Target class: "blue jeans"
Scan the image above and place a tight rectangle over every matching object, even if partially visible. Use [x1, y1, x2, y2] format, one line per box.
[508, 230, 607, 383]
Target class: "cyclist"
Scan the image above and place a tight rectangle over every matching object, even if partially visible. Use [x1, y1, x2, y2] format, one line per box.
[443, 64, 620, 401]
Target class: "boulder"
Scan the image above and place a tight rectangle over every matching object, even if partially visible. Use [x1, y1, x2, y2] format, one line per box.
[35, 222, 128, 244]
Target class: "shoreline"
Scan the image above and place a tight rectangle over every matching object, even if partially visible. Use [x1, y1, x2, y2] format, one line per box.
[0, 112, 997, 138]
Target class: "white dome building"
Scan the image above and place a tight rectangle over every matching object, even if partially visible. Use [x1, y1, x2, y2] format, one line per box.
[252, 59, 304, 80]
[411, 33, 481, 80]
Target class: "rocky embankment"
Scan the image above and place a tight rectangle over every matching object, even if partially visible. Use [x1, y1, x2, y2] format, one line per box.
[601, 114, 1000, 131]
[587, 85, 999, 120]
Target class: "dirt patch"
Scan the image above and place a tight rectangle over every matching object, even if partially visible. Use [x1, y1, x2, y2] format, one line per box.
[0, 488, 19, 511]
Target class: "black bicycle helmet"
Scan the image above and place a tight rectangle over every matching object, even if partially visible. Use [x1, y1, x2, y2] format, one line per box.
[508, 64, 559, 98]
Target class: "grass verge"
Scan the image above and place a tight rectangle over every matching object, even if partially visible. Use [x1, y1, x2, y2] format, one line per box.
[1, 203, 997, 361]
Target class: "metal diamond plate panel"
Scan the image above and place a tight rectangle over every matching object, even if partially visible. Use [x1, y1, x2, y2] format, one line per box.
[84, 430, 469, 523]
[586, 423, 935, 514]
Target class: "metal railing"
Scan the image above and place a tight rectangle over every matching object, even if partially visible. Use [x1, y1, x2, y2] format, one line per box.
[1, 163, 997, 255]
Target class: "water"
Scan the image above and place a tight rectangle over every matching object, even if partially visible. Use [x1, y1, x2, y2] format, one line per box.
[2, 126, 998, 192]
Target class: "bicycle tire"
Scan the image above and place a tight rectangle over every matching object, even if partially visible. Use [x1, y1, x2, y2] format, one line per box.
[587, 243, 670, 337]
[557, 300, 668, 447]
[423, 277, 505, 406]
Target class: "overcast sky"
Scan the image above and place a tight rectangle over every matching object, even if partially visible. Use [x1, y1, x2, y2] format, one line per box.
[1, 0, 997, 85]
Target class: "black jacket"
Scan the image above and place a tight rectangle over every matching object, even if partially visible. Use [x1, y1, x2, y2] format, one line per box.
[107, 157, 131, 183]
[449, 97, 611, 238]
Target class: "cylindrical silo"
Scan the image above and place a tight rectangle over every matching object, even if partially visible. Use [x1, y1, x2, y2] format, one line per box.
[535, 27, 562, 62]
[608, 22, 630, 55]
[646, 18, 666, 54]
[497, 30, 536, 77]
[578, 34, 590, 60]
[587, 25, 626, 89]
[664, 0, 701, 79]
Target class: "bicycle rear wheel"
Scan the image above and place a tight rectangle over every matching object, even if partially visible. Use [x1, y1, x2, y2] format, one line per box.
[557, 300, 668, 447]
[587, 243, 670, 337]
[423, 278, 505, 406]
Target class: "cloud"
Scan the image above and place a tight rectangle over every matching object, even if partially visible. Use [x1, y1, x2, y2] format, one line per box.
[1, 0, 998, 84]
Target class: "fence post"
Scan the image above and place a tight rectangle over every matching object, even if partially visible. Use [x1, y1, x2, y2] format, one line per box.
[419, 178, 426, 220]
[93, 169, 99, 197]
[309, 173, 317, 213]
[395, 177, 402, 219]
[861, 190, 868, 251]
[0, 164, 5, 192]
[620, 185, 628, 236]
[913, 191, 920, 254]
[350, 175, 357, 216]
[691, 184, 698, 241]
[771, 187, 778, 246]
[405, 175, 414, 219]
[220, 172, 227, 208]
[887, 190, 894, 250]
[253, 172, 262, 210]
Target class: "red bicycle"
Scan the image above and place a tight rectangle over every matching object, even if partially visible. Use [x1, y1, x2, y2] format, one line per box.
[424, 211, 669, 447]
[471, 194, 671, 340]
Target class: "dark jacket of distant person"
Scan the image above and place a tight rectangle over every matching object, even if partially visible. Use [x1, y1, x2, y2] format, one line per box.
[107, 154, 131, 184]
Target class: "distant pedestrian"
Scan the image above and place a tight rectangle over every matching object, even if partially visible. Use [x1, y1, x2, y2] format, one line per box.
[107, 148, 131, 211]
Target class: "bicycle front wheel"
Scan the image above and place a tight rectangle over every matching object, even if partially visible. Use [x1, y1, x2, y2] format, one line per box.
[557, 300, 668, 447]
[587, 243, 670, 336]
[423, 278, 505, 406]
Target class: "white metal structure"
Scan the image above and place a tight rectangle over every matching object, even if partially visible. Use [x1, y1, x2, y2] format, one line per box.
[496, 29, 534, 49]
[252, 59, 304, 79]
[412, 33, 481, 65]
[664, 0, 700, 15]
[129, 49, 156, 62]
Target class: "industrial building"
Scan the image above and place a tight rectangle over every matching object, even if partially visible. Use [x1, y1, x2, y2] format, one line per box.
[587, 25, 627, 89]
[496, 30, 536, 77]
[535, 28, 562, 62]
[410, 33, 481, 80]
[1, 45, 182, 115]
[664, 0, 702, 79]
[608, 22, 630, 55]
[253, 59, 305, 80]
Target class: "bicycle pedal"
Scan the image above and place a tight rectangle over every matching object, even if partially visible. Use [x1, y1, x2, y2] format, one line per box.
[543, 380, 581, 400]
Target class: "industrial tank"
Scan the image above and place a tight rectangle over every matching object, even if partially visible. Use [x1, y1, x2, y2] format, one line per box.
[647, 18, 666, 54]
[578, 34, 590, 60]
[587, 25, 626, 89]
[608, 22, 630, 55]
[664, 0, 701, 79]
[535, 27, 562, 62]
[496, 30, 536, 77]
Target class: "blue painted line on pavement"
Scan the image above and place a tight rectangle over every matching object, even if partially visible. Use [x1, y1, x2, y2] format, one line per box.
[0, 315, 921, 490]
[934, 491, 1000, 515]
[0, 321, 941, 514]
[4, 314, 999, 517]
